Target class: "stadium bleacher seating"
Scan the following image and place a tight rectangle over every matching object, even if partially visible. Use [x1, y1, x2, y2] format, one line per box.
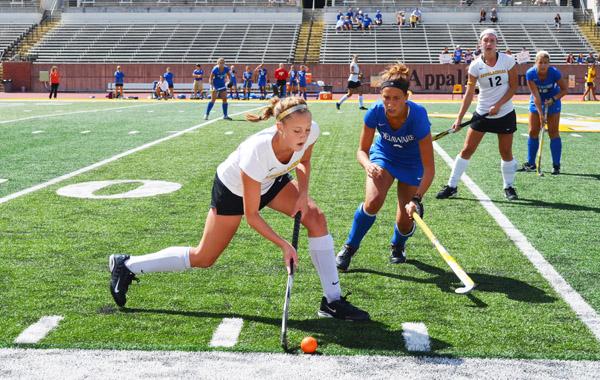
[320, 23, 594, 63]
[29, 23, 300, 63]
[0, 23, 35, 54]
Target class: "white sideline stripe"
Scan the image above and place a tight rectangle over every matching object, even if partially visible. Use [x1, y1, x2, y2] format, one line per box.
[128, 130, 140, 135]
[209, 318, 243, 348]
[32, 130, 44, 134]
[0, 106, 261, 206]
[520, 133, 529, 137]
[402, 322, 430, 352]
[224, 131, 234, 135]
[0, 179, 7, 184]
[80, 130, 91, 134]
[571, 134, 582, 138]
[14, 316, 63, 344]
[434, 142, 600, 342]
[0, 103, 158, 125]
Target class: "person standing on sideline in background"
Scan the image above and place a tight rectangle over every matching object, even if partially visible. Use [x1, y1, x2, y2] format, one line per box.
[114, 65, 124, 99]
[336, 63, 434, 270]
[436, 28, 519, 201]
[164, 67, 175, 98]
[519, 51, 568, 175]
[242, 65, 253, 100]
[336, 54, 368, 111]
[49, 66, 60, 99]
[108, 96, 371, 321]
[297, 65, 308, 100]
[192, 64, 204, 100]
[255, 64, 268, 100]
[274, 63, 289, 98]
[288, 64, 298, 96]
[205, 57, 232, 120]
[582, 63, 597, 101]
[228, 65, 240, 100]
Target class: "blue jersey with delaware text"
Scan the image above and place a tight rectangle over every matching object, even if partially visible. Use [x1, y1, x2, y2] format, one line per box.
[526, 66, 561, 101]
[289, 70, 297, 83]
[365, 100, 431, 168]
[257, 68, 267, 86]
[297, 70, 307, 86]
[114, 71, 124, 84]
[211, 65, 230, 90]
[164, 72, 174, 86]
[193, 69, 203, 81]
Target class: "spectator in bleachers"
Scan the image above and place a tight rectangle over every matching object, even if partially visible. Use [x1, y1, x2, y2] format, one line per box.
[205, 57, 232, 120]
[479, 8, 486, 24]
[356, 10, 364, 26]
[414, 8, 422, 22]
[439, 47, 452, 64]
[361, 14, 373, 31]
[453, 45, 463, 64]
[461, 48, 473, 64]
[288, 64, 298, 96]
[396, 11, 406, 27]
[155, 75, 169, 100]
[255, 64, 268, 100]
[49, 66, 59, 99]
[586, 52, 597, 64]
[275, 63, 289, 98]
[228, 65, 240, 100]
[336, 54, 367, 111]
[409, 12, 418, 28]
[336, 17, 344, 32]
[583, 63, 597, 101]
[192, 64, 204, 100]
[343, 16, 353, 31]
[298, 65, 308, 100]
[490, 8, 498, 24]
[554, 13, 561, 31]
[565, 53, 575, 64]
[337, 11, 344, 21]
[375, 10, 383, 26]
[241, 65, 253, 100]
[576, 53, 585, 64]
[114, 65, 124, 99]
[164, 67, 174, 99]
[346, 7, 354, 21]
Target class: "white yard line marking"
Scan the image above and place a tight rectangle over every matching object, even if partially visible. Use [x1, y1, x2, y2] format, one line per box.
[322, 131, 331, 136]
[13, 316, 63, 344]
[520, 133, 529, 137]
[224, 131, 234, 135]
[209, 318, 244, 348]
[571, 134, 582, 138]
[0, 106, 261, 205]
[0, 179, 7, 185]
[402, 322, 430, 352]
[80, 130, 91, 134]
[434, 143, 600, 342]
[1, 103, 159, 125]
[128, 131, 140, 135]
[32, 130, 44, 134]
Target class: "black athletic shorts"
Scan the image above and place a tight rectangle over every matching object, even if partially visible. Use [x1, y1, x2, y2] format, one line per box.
[586, 81, 594, 88]
[115, 83, 123, 88]
[470, 110, 517, 134]
[210, 173, 292, 216]
[347, 80, 361, 89]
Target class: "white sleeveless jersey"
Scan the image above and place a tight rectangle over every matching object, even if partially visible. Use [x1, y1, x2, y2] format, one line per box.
[217, 121, 320, 197]
[468, 52, 516, 118]
[348, 62, 360, 82]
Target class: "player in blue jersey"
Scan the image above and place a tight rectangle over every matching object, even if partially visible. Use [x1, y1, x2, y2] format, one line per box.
[192, 64, 204, 100]
[242, 65, 253, 100]
[205, 58, 232, 120]
[114, 65, 124, 99]
[519, 51, 568, 175]
[255, 64, 268, 100]
[164, 67, 174, 99]
[288, 65, 298, 97]
[297, 65, 308, 100]
[227, 65, 239, 100]
[336, 63, 435, 271]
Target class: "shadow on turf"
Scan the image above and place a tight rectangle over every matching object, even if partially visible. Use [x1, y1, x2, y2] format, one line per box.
[452, 196, 600, 214]
[118, 306, 452, 355]
[348, 260, 557, 304]
[557, 172, 600, 181]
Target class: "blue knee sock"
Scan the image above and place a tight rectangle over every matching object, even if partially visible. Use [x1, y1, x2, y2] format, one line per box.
[391, 223, 416, 248]
[345, 203, 377, 248]
[550, 137, 562, 166]
[222, 103, 229, 117]
[206, 102, 215, 116]
[527, 137, 539, 165]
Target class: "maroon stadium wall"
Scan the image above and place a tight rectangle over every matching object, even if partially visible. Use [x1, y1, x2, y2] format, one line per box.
[2, 62, 591, 94]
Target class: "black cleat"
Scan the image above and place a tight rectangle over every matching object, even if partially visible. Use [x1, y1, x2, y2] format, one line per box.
[335, 102, 340, 111]
[318, 295, 370, 321]
[551, 164, 560, 175]
[389, 244, 406, 264]
[223, 116, 233, 120]
[518, 162, 537, 172]
[109, 254, 138, 307]
[436, 185, 458, 199]
[336, 244, 357, 271]
[359, 106, 368, 110]
[504, 186, 518, 201]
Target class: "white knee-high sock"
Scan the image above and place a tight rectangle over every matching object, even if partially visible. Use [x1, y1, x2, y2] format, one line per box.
[501, 159, 517, 188]
[338, 94, 349, 105]
[448, 155, 470, 187]
[125, 246, 191, 275]
[358, 95, 364, 107]
[308, 234, 341, 303]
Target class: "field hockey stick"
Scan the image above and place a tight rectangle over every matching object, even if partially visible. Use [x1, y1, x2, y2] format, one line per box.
[412, 213, 475, 294]
[535, 105, 549, 177]
[280, 212, 301, 352]
[432, 113, 489, 142]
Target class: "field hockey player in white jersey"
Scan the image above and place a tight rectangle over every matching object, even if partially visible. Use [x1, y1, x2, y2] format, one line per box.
[436, 28, 519, 201]
[108, 97, 370, 321]
[336, 54, 368, 111]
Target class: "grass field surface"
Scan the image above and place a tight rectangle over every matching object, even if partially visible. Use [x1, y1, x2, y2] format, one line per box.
[1, 99, 599, 360]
